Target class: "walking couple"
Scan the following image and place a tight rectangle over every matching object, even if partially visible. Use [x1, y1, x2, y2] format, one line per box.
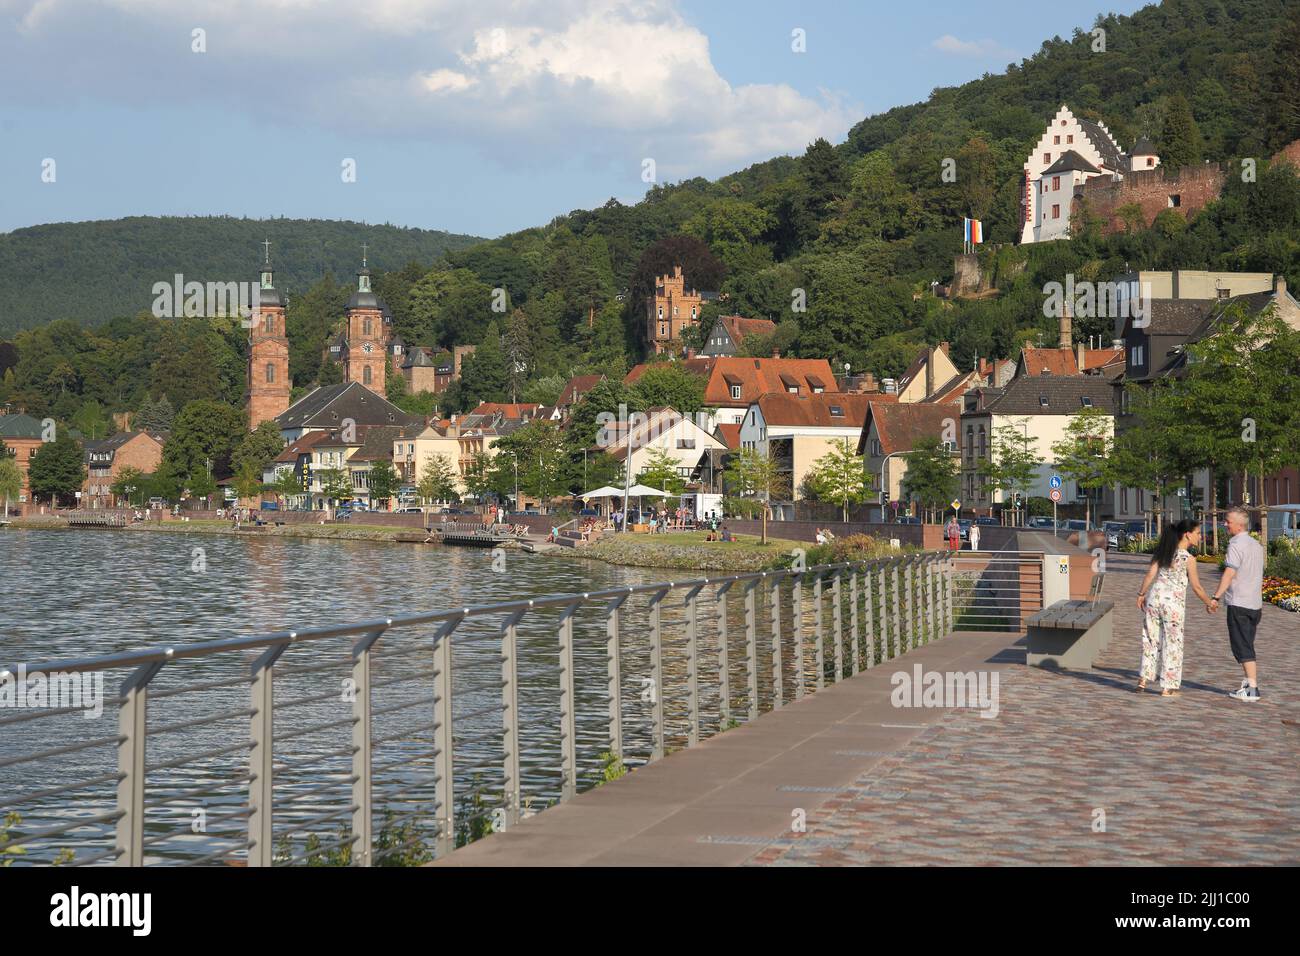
[1135, 507, 1264, 700]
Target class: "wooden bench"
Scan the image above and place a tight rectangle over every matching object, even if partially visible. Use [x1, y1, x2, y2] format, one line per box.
[1025, 600, 1115, 669]
[1025, 572, 1113, 669]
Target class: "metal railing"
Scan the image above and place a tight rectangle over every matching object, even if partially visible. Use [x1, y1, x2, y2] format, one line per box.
[950, 550, 1045, 631]
[0, 550, 1036, 867]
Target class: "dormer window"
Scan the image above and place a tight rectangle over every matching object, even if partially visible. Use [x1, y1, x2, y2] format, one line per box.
[730, 384, 742, 400]
[1081, 396, 1093, 407]
[1039, 395, 1049, 407]
[829, 405, 844, 417]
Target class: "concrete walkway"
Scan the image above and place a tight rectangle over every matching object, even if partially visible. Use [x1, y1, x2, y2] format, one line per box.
[435, 554, 1298, 866]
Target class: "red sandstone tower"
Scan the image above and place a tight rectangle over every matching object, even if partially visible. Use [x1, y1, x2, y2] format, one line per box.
[342, 252, 387, 393]
[247, 243, 291, 429]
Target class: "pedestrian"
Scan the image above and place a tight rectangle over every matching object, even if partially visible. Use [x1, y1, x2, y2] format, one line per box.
[969, 523, 981, 551]
[1135, 518, 1214, 697]
[1210, 506, 1265, 701]
[945, 516, 960, 551]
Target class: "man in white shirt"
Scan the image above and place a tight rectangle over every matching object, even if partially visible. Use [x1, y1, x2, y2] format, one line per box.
[1210, 506, 1265, 701]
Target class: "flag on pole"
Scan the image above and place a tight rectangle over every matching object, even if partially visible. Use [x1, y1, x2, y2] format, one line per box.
[963, 217, 983, 245]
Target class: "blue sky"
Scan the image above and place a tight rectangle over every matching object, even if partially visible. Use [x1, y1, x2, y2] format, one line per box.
[0, 0, 1148, 239]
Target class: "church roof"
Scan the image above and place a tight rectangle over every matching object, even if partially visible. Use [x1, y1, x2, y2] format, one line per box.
[275, 382, 421, 431]
[1131, 136, 1156, 156]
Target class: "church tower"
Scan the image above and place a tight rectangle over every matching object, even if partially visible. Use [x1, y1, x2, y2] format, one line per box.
[342, 249, 387, 393]
[247, 241, 291, 429]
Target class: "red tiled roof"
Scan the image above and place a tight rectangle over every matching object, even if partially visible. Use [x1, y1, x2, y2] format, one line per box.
[274, 431, 331, 462]
[702, 357, 840, 406]
[714, 423, 742, 449]
[717, 314, 777, 345]
[557, 375, 604, 409]
[1020, 348, 1080, 376]
[755, 392, 889, 429]
[1082, 347, 1124, 371]
[469, 402, 543, 420]
[857, 403, 957, 456]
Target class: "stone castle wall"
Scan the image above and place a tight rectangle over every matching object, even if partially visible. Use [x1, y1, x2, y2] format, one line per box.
[1076, 163, 1225, 235]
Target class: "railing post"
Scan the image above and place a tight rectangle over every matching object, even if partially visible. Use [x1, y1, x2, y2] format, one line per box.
[768, 573, 784, 709]
[873, 562, 885, 666]
[904, 558, 915, 653]
[432, 617, 460, 858]
[812, 572, 824, 691]
[744, 579, 759, 717]
[605, 593, 630, 765]
[501, 608, 526, 828]
[831, 569, 843, 682]
[715, 581, 734, 728]
[246, 648, 280, 867]
[350, 626, 386, 866]
[849, 568, 861, 676]
[945, 554, 955, 634]
[792, 572, 805, 699]
[891, 560, 902, 659]
[684, 584, 704, 748]
[558, 600, 580, 800]
[927, 557, 938, 642]
[649, 587, 668, 761]
[865, 562, 878, 668]
[117, 659, 164, 867]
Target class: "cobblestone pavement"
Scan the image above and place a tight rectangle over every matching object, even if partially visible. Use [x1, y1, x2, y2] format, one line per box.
[749, 555, 1299, 866]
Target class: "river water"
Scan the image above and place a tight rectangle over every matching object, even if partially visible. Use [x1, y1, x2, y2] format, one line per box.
[3, 528, 834, 864]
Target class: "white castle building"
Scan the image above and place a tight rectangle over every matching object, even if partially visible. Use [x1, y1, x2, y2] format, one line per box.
[1021, 105, 1159, 244]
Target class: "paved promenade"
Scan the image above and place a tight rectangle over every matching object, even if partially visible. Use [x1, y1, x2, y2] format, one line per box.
[436, 554, 1298, 866]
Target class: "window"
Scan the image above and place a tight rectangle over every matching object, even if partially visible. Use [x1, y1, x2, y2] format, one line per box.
[1052, 204, 1061, 219]
[1131, 344, 1145, 367]
[676, 438, 696, 449]
[1039, 394, 1050, 407]
[1053, 135, 1060, 145]
[829, 405, 844, 417]
[730, 384, 742, 400]
[1043, 152, 1050, 163]
[1067, 135, 1074, 144]
[1217, 288, 1230, 299]
[1146, 157, 1155, 167]
[263, 315, 272, 333]
[363, 317, 372, 336]
[658, 306, 663, 318]
[1168, 195, 1181, 208]
[1081, 396, 1093, 407]
[1052, 176, 1061, 190]
[363, 365, 372, 385]
[265, 362, 275, 383]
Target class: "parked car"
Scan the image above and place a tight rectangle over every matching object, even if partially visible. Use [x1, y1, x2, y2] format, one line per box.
[1124, 519, 1151, 538]
[259, 501, 279, 511]
[1027, 516, 1056, 530]
[394, 507, 423, 514]
[1267, 504, 1300, 541]
[956, 518, 972, 540]
[578, 508, 600, 517]
[1102, 520, 1128, 551]
[974, 516, 998, 526]
[895, 515, 921, 525]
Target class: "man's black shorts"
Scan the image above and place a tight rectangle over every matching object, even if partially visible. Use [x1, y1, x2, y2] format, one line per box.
[1226, 604, 1261, 663]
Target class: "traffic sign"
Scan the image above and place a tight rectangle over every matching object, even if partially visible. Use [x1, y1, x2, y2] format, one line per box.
[1049, 489, 1062, 502]
[950, 499, 961, 511]
[1049, 475, 1062, 490]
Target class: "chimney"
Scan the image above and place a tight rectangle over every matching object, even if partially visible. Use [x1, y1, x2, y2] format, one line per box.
[1112, 338, 1123, 349]
[1076, 340, 1086, 371]
[1059, 296, 1073, 349]
[771, 349, 780, 360]
[925, 347, 935, 397]
[685, 347, 696, 359]
[1275, 274, 1287, 298]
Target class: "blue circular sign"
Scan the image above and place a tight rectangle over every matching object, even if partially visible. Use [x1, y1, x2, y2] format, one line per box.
[1049, 475, 1062, 489]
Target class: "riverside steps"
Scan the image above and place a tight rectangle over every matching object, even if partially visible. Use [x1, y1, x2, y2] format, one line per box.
[438, 551, 1298, 867]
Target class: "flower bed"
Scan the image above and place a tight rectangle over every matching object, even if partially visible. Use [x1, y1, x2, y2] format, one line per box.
[1262, 576, 1300, 612]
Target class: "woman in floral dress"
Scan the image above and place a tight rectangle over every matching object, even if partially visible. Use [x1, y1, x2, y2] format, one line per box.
[1136, 519, 1213, 697]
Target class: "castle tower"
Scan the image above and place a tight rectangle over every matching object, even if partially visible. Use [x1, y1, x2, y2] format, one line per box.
[342, 248, 387, 393]
[646, 265, 703, 356]
[247, 241, 291, 429]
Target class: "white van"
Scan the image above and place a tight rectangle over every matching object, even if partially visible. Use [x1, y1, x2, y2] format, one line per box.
[1267, 504, 1300, 541]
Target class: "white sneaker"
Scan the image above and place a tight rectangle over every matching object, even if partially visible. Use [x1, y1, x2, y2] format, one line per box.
[1228, 685, 1260, 702]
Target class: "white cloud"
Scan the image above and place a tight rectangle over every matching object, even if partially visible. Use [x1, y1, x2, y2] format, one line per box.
[0, 0, 857, 178]
[932, 34, 1016, 59]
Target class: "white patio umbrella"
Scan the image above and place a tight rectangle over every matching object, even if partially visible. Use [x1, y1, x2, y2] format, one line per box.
[626, 484, 672, 497]
[578, 486, 624, 498]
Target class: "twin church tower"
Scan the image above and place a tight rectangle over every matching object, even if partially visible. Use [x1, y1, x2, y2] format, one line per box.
[245, 243, 393, 429]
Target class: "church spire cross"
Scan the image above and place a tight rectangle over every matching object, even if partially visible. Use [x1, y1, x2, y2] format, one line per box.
[262, 238, 272, 264]
[361, 242, 368, 268]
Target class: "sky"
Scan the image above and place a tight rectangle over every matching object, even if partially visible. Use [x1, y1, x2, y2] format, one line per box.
[0, 0, 1150, 240]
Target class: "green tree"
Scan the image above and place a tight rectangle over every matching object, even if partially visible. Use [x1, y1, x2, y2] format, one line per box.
[367, 460, 399, 509]
[318, 468, 352, 505]
[804, 438, 870, 521]
[629, 364, 706, 416]
[1159, 93, 1202, 170]
[232, 420, 286, 478]
[162, 400, 247, 482]
[110, 465, 145, 506]
[27, 430, 86, 505]
[1050, 406, 1114, 527]
[722, 446, 791, 543]
[232, 461, 264, 502]
[134, 394, 174, 432]
[71, 399, 112, 441]
[636, 446, 686, 497]
[456, 323, 508, 410]
[418, 454, 461, 508]
[900, 436, 959, 522]
[0, 455, 21, 516]
[977, 420, 1039, 524]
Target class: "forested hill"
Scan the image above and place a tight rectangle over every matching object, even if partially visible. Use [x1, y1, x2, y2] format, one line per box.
[0, 217, 482, 336]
